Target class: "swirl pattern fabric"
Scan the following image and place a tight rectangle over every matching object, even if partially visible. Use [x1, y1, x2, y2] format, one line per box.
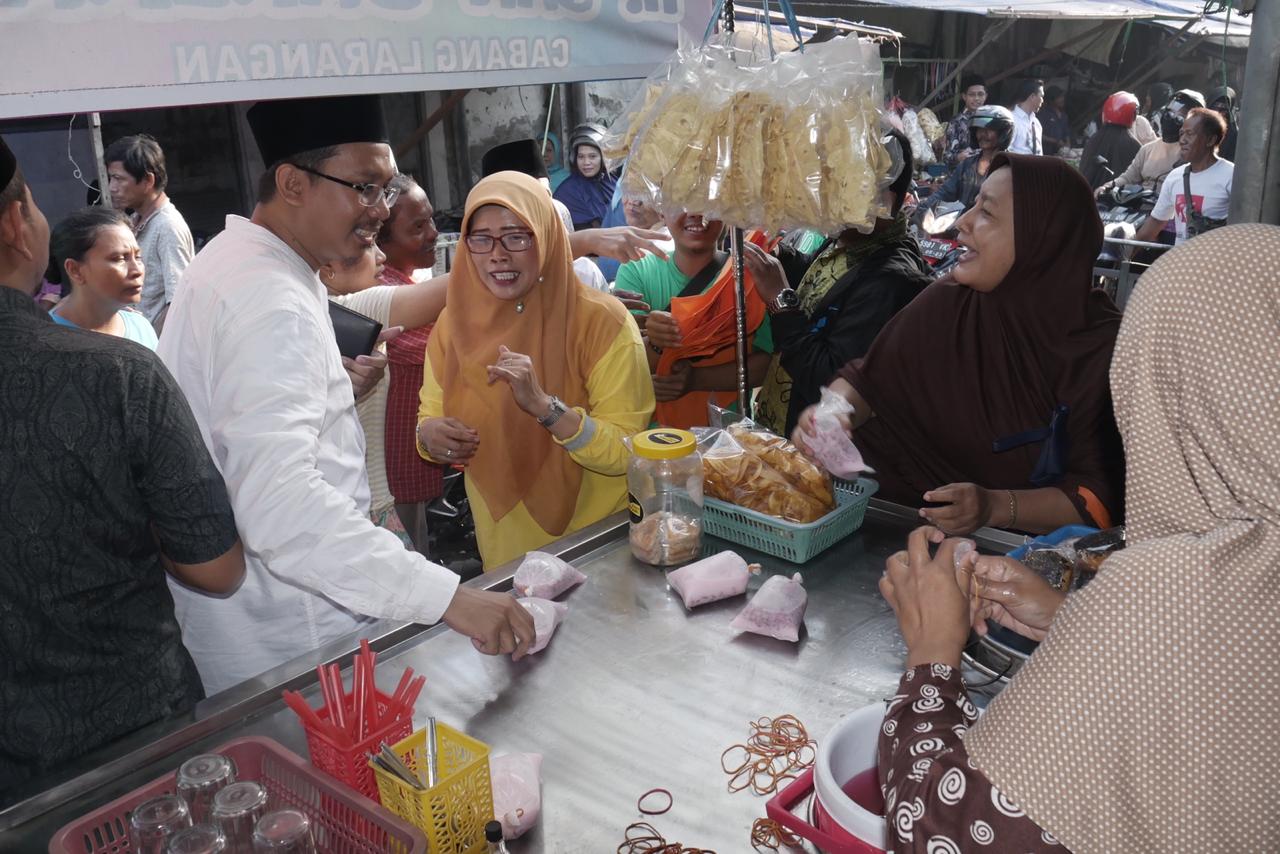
[878, 664, 1061, 852]
[966, 224, 1280, 851]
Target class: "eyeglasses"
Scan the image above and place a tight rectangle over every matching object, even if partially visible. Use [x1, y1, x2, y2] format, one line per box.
[294, 165, 400, 208]
[465, 232, 535, 253]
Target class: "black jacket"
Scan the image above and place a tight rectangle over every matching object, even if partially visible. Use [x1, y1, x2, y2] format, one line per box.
[771, 236, 931, 435]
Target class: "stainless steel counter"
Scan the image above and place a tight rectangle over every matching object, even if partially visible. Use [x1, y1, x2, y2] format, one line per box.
[6, 503, 1023, 851]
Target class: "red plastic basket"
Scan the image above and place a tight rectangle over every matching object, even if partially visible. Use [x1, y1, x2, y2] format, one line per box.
[302, 689, 413, 801]
[47, 736, 426, 854]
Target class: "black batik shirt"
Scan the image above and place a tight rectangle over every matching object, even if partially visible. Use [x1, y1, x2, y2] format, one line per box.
[0, 287, 238, 800]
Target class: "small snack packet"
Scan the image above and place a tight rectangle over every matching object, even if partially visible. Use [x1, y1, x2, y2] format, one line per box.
[799, 386, 872, 479]
[490, 752, 543, 839]
[666, 551, 760, 609]
[731, 573, 808, 642]
[513, 551, 586, 599]
[517, 598, 569, 655]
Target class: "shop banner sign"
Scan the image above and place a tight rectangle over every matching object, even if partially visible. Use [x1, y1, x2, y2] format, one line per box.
[0, 0, 712, 119]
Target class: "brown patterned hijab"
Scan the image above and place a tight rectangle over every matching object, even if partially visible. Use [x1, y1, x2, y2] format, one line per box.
[966, 224, 1280, 851]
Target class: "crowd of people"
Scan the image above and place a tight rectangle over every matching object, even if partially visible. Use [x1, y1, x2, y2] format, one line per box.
[933, 75, 1237, 251]
[1, 73, 1273, 847]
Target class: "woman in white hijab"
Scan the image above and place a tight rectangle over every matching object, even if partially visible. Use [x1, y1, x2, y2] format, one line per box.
[878, 223, 1280, 852]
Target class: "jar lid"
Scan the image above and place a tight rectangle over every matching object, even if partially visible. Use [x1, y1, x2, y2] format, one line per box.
[632, 428, 697, 460]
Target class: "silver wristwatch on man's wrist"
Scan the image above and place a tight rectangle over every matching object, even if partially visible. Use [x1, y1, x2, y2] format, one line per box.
[538, 395, 568, 428]
[769, 288, 801, 314]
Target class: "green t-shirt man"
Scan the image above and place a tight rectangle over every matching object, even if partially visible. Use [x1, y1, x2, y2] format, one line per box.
[615, 251, 773, 424]
[615, 253, 775, 352]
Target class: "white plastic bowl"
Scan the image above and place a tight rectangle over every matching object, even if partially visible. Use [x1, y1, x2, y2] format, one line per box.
[813, 702, 888, 850]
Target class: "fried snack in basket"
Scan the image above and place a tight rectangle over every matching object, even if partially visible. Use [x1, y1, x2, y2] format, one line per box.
[703, 430, 832, 524]
[728, 423, 834, 509]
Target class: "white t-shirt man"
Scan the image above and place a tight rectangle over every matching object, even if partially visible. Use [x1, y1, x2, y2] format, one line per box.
[158, 215, 460, 694]
[1151, 159, 1234, 245]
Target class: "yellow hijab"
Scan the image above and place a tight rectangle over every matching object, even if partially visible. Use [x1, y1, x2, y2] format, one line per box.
[428, 171, 627, 535]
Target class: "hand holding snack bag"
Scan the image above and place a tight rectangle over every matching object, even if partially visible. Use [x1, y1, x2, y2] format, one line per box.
[797, 386, 873, 480]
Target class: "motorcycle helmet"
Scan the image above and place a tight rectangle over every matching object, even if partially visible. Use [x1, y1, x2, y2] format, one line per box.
[1159, 89, 1206, 143]
[1206, 85, 1237, 122]
[568, 123, 607, 158]
[968, 105, 1015, 151]
[1102, 92, 1140, 127]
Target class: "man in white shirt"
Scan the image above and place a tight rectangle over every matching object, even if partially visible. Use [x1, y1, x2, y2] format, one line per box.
[1135, 108, 1233, 247]
[1008, 79, 1045, 156]
[158, 95, 534, 694]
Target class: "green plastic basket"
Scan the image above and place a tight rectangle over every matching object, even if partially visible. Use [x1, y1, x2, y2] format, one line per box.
[702, 478, 879, 563]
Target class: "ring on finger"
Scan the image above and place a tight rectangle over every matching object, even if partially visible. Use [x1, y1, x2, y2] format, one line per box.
[445, 447, 453, 458]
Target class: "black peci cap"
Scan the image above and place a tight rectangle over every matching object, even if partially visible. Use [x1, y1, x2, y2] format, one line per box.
[0, 135, 16, 191]
[247, 95, 389, 166]
[481, 139, 549, 180]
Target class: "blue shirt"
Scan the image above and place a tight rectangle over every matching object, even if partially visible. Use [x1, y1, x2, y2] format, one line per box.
[50, 307, 159, 350]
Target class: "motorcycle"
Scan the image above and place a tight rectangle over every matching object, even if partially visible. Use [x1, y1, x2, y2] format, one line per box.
[913, 201, 966, 280]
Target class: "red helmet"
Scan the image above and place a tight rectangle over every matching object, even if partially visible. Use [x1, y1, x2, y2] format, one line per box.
[1102, 92, 1140, 127]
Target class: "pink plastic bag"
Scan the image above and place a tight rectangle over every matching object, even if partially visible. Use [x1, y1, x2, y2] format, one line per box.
[666, 551, 759, 609]
[490, 752, 543, 839]
[799, 386, 872, 479]
[513, 551, 586, 599]
[731, 573, 808, 642]
[518, 597, 569, 655]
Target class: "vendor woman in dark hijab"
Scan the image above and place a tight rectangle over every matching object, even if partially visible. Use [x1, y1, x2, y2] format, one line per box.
[552, 123, 617, 230]
[796, 154, 1124, 535]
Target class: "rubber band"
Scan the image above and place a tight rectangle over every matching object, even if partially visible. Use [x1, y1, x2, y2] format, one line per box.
[637, 788, 673, 816]
[721, 714, 818, 796]
[618, 821, 717, 854]
[750, 817, 803, 851]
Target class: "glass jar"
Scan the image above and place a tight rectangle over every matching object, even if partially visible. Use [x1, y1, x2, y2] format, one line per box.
[628, 429, 703, 566]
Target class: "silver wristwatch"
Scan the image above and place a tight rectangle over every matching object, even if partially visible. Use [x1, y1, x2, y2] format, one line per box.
[538, 395, 568, 428]
[769, 288, 801, 314]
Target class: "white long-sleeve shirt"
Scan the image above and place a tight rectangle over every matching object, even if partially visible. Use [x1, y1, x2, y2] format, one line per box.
[1010, 105, 1043, 155]
[158, 216, 459, 694]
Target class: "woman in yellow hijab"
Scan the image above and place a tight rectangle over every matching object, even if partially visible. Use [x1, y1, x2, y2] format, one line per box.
[416, 172, 654, 568]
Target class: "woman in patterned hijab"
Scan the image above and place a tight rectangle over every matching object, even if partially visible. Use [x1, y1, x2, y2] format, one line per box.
[877, 224, 1280, 852]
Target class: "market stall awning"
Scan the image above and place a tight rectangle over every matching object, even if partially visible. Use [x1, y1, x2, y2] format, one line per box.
[0, 0, 714, 120]
[1136, 0, 1251, 47]
[836, 0, 1196, 19]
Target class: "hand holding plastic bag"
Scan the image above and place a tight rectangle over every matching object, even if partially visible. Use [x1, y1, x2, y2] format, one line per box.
[517, 598, 569, 655]
[798, 387, 872, 479]
[513, 551, 586, 599]
[490, 752, 543, 839]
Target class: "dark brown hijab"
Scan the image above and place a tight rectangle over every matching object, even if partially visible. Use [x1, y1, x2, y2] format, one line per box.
[839, 154, 1123, 524]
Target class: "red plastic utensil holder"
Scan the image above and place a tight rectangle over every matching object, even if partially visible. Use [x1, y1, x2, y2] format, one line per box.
[303, 689, 413, 801]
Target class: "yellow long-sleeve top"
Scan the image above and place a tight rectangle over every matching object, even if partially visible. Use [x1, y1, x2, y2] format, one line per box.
[418, 321, 655, 569]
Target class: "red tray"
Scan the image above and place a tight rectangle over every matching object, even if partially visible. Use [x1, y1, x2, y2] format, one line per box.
[47, 736, 427, 854]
